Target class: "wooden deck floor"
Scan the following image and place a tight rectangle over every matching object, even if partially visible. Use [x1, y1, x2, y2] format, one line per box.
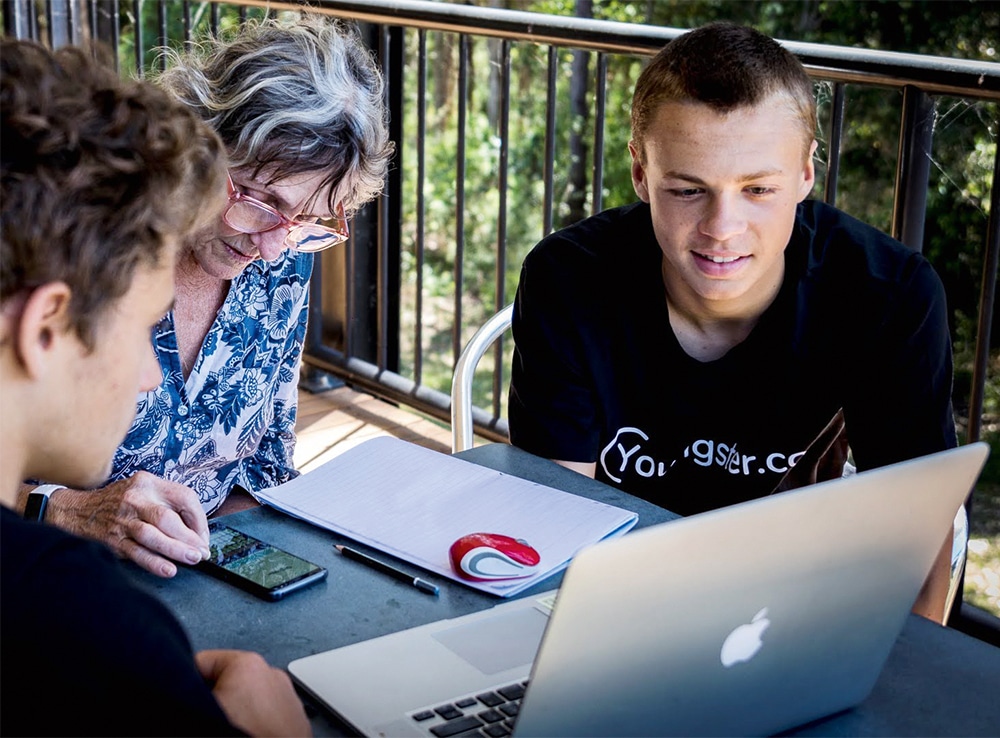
[293, 383, 454, 474]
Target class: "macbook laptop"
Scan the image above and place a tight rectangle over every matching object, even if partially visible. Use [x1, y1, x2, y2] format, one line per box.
[288, 442, 989, 737]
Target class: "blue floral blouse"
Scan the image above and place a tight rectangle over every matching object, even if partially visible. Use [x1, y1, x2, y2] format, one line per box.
[109, 251, 313, 515]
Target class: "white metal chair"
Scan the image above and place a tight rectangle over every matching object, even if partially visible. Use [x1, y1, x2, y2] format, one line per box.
[947, 505, 969, 619]
[450, 303, 513, 453]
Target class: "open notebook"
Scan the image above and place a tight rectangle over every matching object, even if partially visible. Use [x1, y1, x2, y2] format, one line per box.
[254, 437, 638, 596]
[289, 442, 989, 737]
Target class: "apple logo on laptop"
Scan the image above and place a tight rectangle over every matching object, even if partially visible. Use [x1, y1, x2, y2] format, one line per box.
[720, 607, 771, 667]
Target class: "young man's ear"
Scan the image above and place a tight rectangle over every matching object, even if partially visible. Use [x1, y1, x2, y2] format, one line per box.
[798, 139, 819, 202]
[629, 140, 651, 203]
[15, 282, 74, 379]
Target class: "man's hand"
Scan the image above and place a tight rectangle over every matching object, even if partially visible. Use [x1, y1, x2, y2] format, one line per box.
[27, 471, 211, 577]
[912, 531, 954, 625]
[196, 650, 312, 737]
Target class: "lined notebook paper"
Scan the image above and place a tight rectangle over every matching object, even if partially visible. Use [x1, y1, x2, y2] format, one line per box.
[254, 437, 638, 596]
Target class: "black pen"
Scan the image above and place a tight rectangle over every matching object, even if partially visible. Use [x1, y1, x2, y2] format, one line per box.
[335, 544, 440, 596]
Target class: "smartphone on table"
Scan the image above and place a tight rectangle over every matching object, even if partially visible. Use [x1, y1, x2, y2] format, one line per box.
[197, 520, 328, 601]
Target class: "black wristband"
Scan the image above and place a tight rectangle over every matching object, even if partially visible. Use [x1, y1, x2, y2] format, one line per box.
[24, 492, 49, 521]
[23, 484, 65, 522]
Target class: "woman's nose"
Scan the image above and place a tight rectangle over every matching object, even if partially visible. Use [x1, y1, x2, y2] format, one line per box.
[251, 228, 292, 262]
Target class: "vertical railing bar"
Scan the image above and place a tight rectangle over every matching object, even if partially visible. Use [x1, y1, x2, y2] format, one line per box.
[68, 0, 80, 45]
[239, 5, 247, 24]
[493, 39, 512, 421]
[386, 24, 404, 373]
[967, 143, 1000, 445]
[112, 0, 121, 71]
[414, 28, 428, 386]
[378, 23, 391, 370]
[591, 52, 607, 215]
[88, 0, 120, 71]
[45, 0, 71, 49]
[305, 253, 326, 356]
[823, 81, 846, 205]
[88, 0, 98, 48]
[344, 219, 357, 358]
[453, 34, 469, 367]
[543, 45, 557, 238]
[182, 0, 192, 47]
[132, 0, 143, 76]
[27, 0, 38, 42]
[891, 85, 934, 251]
[156, 0, 167, 72]
[210, 1, 220, 36]
[44, 0, 54, 47]
[48, 0, 56, 46]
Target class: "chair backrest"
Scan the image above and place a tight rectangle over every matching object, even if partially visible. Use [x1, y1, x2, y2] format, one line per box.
[450, 303, 514, 452]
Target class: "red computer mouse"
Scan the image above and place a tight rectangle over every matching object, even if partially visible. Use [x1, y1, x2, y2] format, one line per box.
[449, 532, 541, 581]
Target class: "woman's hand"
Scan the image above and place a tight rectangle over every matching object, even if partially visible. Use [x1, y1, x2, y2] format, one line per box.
[32, 471, 211, 577]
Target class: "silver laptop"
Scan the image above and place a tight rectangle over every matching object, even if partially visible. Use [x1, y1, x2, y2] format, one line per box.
[288, 443, 989, 737]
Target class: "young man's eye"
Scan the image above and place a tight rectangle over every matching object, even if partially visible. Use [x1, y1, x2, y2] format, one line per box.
[669, 188, 703, 198]
[746, 186, 775, 196]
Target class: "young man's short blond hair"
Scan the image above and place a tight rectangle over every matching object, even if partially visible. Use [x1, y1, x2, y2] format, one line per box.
[631, 22, 817, 162]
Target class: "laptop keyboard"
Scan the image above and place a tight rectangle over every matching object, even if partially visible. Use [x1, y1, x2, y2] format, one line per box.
[405, 594, 554, 737]
[408, 680, 529, 737]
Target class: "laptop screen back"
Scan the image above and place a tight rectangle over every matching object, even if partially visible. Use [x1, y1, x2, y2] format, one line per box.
[514, 443, 988, 737]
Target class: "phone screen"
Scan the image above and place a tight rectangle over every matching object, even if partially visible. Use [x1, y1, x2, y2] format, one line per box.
[199, 521, 327, 600]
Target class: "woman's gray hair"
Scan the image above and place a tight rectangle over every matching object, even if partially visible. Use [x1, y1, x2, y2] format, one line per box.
[153, 13, 393, 214]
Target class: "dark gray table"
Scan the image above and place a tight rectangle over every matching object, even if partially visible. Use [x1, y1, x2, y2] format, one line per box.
[123, 444, 1000, 737]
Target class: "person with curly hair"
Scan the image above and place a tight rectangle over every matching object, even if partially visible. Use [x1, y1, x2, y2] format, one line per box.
[1, 37, 310, 736]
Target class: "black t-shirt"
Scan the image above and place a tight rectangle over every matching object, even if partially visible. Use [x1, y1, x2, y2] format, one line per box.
[1, 506, 242, 737]
[509, 200, 957, 516]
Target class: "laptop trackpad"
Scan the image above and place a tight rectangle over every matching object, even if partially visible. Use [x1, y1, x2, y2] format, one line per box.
[432, 607, 548, 675]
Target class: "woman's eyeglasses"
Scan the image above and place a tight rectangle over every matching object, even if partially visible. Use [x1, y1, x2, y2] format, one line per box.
[222, 173, 349, 253]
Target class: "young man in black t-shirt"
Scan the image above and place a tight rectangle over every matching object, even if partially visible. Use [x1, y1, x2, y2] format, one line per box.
[0, 39, 310, 736]
[509, 23, 957, 623]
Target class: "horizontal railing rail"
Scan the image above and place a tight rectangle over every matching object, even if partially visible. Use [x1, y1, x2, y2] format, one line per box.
[267, 0, 1000, 97]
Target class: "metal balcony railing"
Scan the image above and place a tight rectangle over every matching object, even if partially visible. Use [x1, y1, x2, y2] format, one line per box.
[5, 0, 999, 640]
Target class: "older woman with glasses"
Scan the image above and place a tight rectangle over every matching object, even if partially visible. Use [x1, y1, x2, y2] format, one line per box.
[18, 12, 393, 578]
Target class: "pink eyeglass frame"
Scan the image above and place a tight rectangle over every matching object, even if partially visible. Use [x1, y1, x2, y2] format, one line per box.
[222, 173, 349, 252]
